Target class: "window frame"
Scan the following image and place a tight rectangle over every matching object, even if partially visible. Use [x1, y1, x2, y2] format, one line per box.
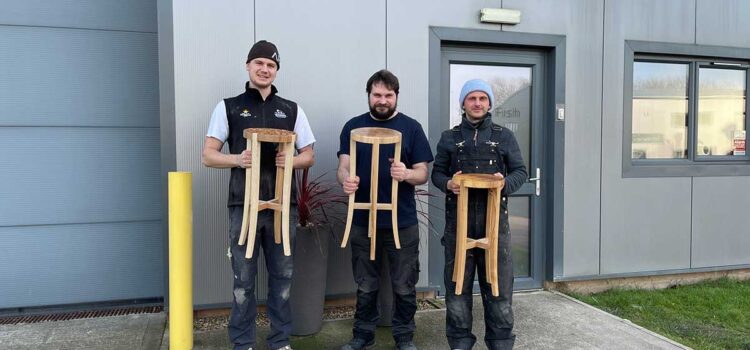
[623, 41, 750, 177]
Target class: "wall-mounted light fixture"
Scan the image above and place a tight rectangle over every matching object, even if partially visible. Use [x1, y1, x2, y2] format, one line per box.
[480, 8, 521, 25]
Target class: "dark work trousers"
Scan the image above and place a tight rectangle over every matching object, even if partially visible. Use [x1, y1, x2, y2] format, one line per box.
[442, 205, 515, 350]
[350, 224, 420, 344]
[227, 206, 296, 350]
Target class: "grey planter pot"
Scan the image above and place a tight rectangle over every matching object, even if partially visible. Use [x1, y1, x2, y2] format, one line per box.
[290, 224, 331, 336]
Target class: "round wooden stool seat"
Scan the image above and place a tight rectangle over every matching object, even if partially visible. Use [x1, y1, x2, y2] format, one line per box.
[350, 127, 402, 144]
[453, 173, 505, 189]
[243, 128, 296, 143]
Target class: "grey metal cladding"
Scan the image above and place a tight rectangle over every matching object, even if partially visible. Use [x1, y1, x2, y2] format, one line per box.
[0, 0, 157, 32]
[688, 0, 750, 269]
[691, 177, 750, 268]
[0, 0, 161, 309]
[256, 0, 386, 179]
[696, 0, 750, 47]
[0, 128, 161, 227]
[171, 0, 254, 306]
[0, 221, 163, 308]
[221, 0, 388, 300]
[599, 0, 695, 275]
[0, 26, 159, 128]
[504, 0, 604, 277]
[389, 0, 511, 289]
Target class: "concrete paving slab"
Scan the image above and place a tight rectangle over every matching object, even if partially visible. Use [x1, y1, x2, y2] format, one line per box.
[0, 312, 165, 350]
[160, 291, 689, 350]
[0, 291, 688, 350]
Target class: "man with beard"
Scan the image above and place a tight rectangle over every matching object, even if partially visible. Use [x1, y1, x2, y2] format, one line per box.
[337, 69, 433, 350]
[202, 40, 316, 350]
[431, 79, 527, 350]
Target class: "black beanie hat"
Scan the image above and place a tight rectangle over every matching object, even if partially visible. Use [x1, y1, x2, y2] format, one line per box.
[246, 40, 280, 69]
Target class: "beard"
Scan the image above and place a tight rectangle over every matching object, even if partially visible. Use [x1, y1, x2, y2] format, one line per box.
[369, 103, 397, 120]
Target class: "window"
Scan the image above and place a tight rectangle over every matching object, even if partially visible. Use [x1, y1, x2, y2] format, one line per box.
[624, 41, 750, 177]
[696, 67, 746, 158]
[632, 61, 689, 160]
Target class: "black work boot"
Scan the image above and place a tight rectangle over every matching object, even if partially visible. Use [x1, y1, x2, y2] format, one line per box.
[396, 340, 418, 350]
[340, 338, 375, 350]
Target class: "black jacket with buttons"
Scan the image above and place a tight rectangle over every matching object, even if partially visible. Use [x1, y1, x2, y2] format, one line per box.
[432, 114, 527, 196]
[431, 114, 527, 237]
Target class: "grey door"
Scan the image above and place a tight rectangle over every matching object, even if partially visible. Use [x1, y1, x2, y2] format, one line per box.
[429, 46, 546, 291]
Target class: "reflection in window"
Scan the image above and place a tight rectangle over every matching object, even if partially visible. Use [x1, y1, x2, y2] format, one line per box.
[697, 68, 746, 156]
[509, 197, 529, 277]
[632, 62, 688, 159]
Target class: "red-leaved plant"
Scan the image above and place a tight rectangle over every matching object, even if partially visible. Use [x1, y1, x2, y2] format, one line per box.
[294, 168, 348, 228]
[294, 168, 441, 237]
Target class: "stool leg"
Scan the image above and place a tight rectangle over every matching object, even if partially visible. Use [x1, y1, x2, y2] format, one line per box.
[369, 143, 380, 261]
[454, 185, 469, 295]
[280, 140, 295, 257]
[273, 146, 284, 245]
[488, 188, 501, 297]
[391, 141, 401, 249]
[341, 139, 357, 248]
[245, 134, 261, 259]
[452, 185, 465, 283]
[239, 138, 252, 246]
[484, 187, 495, 293]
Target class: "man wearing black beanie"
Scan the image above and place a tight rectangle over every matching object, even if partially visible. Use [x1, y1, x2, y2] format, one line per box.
[202, 40, 316, 350]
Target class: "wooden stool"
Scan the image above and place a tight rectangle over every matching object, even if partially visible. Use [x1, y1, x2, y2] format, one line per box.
[239, 128, 296, 259]
[340, 127, 402, 261]
[451, 173, 505, 297]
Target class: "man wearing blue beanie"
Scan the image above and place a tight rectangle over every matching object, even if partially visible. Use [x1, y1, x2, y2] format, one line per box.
[431, 79, 527, 350]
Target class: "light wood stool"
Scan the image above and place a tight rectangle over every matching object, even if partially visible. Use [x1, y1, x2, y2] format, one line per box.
[451, 173, 505, 297]
[340, 127, 402, 261]
[239, 128, 296, 259]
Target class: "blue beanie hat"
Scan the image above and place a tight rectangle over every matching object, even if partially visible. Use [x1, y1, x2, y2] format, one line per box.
[459, 79, 494, 108]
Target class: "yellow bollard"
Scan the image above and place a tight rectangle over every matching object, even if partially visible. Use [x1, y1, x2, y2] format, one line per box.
[169, 172, 193, 350]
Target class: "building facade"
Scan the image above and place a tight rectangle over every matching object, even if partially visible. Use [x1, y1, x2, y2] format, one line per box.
[2, 0, 749, 310]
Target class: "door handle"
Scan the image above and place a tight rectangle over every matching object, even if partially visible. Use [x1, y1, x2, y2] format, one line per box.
[528, 168, 541, 196]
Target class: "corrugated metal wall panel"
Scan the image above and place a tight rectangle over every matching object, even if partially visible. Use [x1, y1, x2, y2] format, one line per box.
[0, 128, 161, 227]
[696, 0, 750, 47]
[171, 0, 254, 306]
[688, 1, 750, 269]
[0, 1, 161, 309]
[254, 0, 386, 295]
[0, 0, 157, 32]
[502, 0, 605, 277]
[0, 221, 163, 308]
[165, 0, 750, 304]
[691, 177, 750, 268]
[599, 0, 695, 274]
[387, 0, 499, 288]
[0, 26, 158, 128]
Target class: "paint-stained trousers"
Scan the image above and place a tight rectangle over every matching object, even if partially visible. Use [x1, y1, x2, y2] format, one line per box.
[442, 217, 515, 350]
[227, 206, 296, 350]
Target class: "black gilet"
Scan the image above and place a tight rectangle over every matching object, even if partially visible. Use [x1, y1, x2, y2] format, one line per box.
[224, 83, 298, 206]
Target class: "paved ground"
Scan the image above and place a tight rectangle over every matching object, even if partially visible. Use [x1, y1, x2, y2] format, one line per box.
[0, 291, 690, 350]
[0, 312, 165, 350]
